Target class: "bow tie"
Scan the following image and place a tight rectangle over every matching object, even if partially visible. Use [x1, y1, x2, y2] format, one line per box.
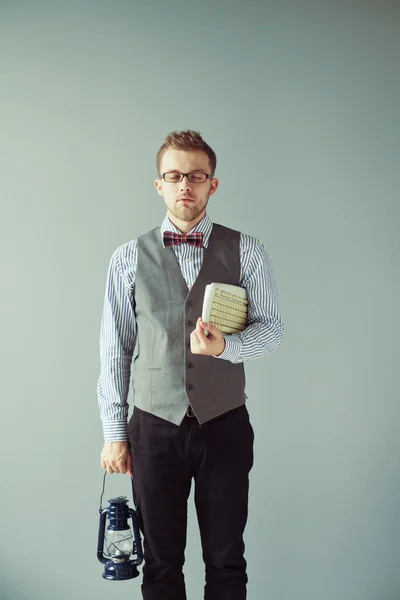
[163, 231, 203, 248]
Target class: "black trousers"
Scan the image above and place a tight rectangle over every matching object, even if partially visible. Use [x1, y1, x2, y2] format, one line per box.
[127, 403, 254, 600]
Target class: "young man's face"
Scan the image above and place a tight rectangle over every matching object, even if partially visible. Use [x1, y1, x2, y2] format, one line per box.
[154, 149, 219, 231]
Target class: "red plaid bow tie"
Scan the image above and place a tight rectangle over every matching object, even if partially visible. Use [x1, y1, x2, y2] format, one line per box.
[163, 231, 203, 248]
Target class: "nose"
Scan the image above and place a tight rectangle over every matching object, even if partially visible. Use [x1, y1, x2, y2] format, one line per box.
[180, 175, 191, 190]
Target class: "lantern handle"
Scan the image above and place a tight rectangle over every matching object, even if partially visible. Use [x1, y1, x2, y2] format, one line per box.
[99, 470, 107, 513]
[98, 470, 139, 513]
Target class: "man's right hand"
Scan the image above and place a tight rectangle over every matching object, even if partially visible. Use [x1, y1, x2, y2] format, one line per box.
[101, 441, 133, 477]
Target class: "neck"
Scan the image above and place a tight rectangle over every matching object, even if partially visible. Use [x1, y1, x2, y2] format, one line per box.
[167, 211, 205, 234]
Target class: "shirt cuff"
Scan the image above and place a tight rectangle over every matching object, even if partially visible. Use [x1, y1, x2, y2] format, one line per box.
[212, 335, 241, 361]
[103, 420, 128, 443]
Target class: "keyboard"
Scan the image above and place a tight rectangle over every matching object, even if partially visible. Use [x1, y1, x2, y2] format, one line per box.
[201, 283, 248, 336]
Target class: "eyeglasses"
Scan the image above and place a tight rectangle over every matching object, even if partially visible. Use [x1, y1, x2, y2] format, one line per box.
[160, 172, 212, 183]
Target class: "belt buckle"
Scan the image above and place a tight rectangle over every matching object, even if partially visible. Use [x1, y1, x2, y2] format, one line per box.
[186, 406, 195, 418]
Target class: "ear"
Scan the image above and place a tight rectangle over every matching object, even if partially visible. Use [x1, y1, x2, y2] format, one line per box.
[209, 177, 219, 196]
[154, 179, 163, 196]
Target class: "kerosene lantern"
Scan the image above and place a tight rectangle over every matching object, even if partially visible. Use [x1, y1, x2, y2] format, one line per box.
[97, 472, 144, 580]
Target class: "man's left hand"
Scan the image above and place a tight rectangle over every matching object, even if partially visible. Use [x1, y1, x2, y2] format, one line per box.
[190, 317, 226, 356]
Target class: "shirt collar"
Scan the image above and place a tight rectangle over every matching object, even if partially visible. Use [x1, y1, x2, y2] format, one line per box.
[160, 211, 213, 248]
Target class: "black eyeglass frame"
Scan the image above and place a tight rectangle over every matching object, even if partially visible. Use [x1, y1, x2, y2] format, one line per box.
[160, 172, 214, 183]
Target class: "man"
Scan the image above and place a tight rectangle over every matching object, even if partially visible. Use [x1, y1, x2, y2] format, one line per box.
[97, 129, 285, 599]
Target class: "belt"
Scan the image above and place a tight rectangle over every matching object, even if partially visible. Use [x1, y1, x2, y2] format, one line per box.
[186, 406, 196, 418]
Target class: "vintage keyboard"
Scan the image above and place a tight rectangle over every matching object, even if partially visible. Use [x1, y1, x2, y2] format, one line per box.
[201, 283, 248, 336]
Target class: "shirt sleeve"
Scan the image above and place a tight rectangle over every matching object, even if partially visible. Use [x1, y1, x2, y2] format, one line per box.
[97, 244, 137, 442]
[212, 235, 285, 363]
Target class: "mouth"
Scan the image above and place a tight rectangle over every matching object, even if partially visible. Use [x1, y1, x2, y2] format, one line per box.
[179, 198, 194, 203]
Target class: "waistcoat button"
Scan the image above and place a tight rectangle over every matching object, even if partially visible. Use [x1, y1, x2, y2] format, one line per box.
[186, 362, 193, 368]
[187, 300, 193, 307]
[187, 384, 194, 390]
[186, 320, 193, 326]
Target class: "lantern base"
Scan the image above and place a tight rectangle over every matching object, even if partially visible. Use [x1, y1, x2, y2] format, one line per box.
[102, 559, 141, 581]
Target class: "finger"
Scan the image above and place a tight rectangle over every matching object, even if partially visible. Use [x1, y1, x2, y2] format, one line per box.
[200, 319, 213, 333]
[127, 454, 133, 478]
[200, 320, 220, 338]
[119, 456, 130, 475]
[106, 459, 120, 473]
[191, 329, 200, 344]
[191, 338, 201, 354]
[196, 318, 208, 341]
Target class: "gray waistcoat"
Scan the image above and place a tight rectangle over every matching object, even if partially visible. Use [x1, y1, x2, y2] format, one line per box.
[132, 222, 247, 425]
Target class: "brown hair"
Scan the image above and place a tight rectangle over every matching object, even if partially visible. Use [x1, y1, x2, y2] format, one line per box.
[156, 129, 217, 178]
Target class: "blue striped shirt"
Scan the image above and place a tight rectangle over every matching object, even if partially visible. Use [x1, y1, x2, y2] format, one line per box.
[97, 212, 285, 442]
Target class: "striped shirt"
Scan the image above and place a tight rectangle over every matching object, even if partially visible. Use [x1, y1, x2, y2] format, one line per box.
[97, 212, 285, 442]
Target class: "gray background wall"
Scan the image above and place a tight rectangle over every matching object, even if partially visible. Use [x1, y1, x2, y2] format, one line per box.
[0, 1, 399, 599]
